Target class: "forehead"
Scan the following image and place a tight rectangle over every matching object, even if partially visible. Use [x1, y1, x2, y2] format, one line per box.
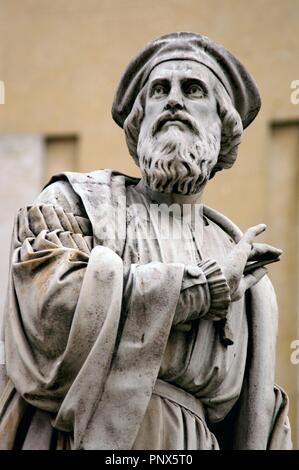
[148, 60, 216, 84]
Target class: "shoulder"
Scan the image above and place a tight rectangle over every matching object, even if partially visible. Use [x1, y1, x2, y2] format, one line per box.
[33, 168, 136, 221]
[34, 178, 86, 216]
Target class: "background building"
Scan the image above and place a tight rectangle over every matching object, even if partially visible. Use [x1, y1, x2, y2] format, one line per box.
[0, 0, 299, 447]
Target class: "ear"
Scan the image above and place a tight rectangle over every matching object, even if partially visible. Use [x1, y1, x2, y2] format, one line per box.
[123, 92, 146, 164]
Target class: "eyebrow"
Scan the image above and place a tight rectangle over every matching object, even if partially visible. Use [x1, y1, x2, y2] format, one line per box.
[149, 78, 169, 86]
[149, 76, 209, 94]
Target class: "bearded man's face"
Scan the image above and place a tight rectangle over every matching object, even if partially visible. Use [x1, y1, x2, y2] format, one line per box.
[137, 60, 222, 195]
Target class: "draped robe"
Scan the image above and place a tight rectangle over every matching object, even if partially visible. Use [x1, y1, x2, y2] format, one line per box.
[0, 169, 292, 449]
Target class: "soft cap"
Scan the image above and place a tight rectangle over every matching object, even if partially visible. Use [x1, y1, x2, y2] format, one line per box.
[112, 32, 261, 129]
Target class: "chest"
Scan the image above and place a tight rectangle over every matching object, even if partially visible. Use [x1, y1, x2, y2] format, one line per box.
[123, 200, 235, 267]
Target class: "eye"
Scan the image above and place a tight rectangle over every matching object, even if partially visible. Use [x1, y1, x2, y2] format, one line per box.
[151, 83, 168, 98]
[184, 83, 205, 98]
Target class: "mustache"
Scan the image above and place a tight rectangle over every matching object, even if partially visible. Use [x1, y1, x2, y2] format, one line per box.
[151, 111, 200, 137]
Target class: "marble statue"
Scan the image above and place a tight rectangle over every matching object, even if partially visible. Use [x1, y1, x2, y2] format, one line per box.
[0, 32, 292, 449]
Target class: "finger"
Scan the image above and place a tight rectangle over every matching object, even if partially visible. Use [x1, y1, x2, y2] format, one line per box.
[231, 267, 267, 301]
[243, 267, 267, 290]
[249, 243, 282, 260]
[242, 224, 267, 245]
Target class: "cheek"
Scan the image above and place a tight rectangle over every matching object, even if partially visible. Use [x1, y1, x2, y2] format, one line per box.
[190, 99, 219, 124]
[144, 100, 165, 118]
[141, 103, 164, 136]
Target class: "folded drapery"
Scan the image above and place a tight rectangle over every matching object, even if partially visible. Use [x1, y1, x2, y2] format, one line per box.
[0, 169, 293, 450]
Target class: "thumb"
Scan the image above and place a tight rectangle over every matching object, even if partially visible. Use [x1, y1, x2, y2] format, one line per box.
[231, 267, 268, 301]
[243, 267, 268, 290]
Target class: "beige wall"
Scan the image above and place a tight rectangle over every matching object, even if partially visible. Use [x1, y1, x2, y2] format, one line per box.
[1, 0, 299, 446]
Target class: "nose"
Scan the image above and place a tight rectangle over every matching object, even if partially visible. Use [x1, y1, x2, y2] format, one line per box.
[164, 84, 184, 112]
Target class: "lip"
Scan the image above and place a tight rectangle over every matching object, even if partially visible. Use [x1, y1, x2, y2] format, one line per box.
[157, 117, 190, 133]
[163, 120, 187, 127]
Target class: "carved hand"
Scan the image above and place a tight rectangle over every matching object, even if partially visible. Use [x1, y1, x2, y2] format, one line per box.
[222, 224, 282, 301]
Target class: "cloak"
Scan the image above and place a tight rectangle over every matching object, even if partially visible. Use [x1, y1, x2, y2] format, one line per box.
[0, 169, 292, 449]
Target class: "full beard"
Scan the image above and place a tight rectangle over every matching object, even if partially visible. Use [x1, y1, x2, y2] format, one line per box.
[137, 125, 220, 195]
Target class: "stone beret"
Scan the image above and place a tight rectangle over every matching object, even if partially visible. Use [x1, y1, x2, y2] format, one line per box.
[112, 32, 261, 130]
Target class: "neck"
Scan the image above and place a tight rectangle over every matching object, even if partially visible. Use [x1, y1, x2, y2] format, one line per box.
[136, 178, 204, 215]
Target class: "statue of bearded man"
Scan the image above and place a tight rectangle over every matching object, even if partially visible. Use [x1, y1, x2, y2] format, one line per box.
[0, 32, 292, 450]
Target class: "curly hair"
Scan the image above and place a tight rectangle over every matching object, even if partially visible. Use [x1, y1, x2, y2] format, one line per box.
[123, 80, 243, 179]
